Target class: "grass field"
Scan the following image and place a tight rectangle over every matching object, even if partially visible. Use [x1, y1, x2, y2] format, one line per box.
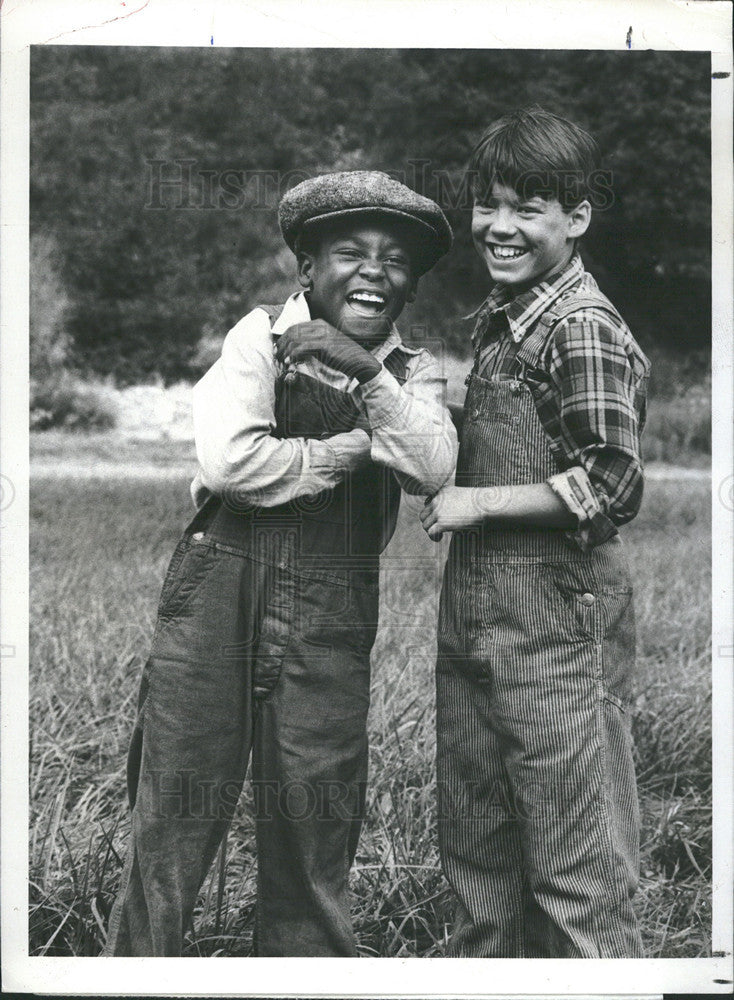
[28, 467, 712, 958]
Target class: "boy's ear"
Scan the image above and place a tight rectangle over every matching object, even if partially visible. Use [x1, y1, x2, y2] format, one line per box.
[567, 199, 592, 240]
[296, 251, 314, 289]
[406, 275, 419, 304]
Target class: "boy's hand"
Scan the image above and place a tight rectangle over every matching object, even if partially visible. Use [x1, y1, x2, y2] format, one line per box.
[276, 320, 382, 384]
[420, 486, 488, 541]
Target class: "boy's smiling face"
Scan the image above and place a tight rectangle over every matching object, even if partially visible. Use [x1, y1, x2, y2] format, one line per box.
[472, 181, 591, 293]
[297, 217, 418, 344]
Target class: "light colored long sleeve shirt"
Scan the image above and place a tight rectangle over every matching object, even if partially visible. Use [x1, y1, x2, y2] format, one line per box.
[191, 292, 457, 509]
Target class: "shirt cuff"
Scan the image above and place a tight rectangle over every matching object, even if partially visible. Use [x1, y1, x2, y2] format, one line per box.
[547, 466, 618, 552]
[356, 367, 406, 429]
[320, 429, 373, 474]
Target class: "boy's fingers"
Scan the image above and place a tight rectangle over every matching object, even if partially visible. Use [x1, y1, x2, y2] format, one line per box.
[427, 525, 443, 542]
[422, 509, 437, 530]
[276, 328, 310, 358]
[281, 342, 310, 365]
[274, 334, 291, 361]
[285, 339, 318, 363]
[285, 321, 311, 338]
[418, 504, 434, 525]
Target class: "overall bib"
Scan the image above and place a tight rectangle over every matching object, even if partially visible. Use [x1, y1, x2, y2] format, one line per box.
[105, 314, 408, 957]
[436, 294, 643, 958]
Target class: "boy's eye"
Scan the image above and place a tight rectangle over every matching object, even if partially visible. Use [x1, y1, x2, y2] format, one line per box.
[518, 203, 544, 215]
[384, 256, 409, 267]
[335, 248, 362, 258]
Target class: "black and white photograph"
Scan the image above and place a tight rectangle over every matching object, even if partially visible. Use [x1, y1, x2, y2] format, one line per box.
[1, 0, 732, 996]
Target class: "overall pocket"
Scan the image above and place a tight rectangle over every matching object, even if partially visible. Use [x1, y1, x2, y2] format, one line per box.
[458, 376, 533, 488]
[253, 562, 379, 702]
[156, 534, 217, 624]
[543, 563, 635, 707]
[544, 563, 629, 639]
[293, 566, 379, 652]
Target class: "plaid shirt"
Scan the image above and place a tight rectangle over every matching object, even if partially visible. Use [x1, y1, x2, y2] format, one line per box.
[472, 253, 650, 551]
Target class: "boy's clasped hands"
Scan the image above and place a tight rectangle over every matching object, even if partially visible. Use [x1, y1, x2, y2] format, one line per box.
[275, 319, 382, 384]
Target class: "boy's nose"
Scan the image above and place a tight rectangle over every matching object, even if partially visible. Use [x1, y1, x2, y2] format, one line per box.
[489, 208, 517, 237]
[359, 258, 386, 279]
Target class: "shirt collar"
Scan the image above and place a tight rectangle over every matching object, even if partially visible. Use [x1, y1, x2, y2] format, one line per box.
[472, 252, 586, 347]
[270, 291, 311, 334]
[271, 290, 419, 361]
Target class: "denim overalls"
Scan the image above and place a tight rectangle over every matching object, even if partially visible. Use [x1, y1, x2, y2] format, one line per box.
[105, 309, 408, 957]
[436, 293, 644, 958]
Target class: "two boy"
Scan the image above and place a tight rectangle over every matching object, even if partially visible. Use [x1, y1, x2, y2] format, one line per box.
[104, 171, 457, 956]
[421, 107, 650, 957]
[107, 107, 649, 960]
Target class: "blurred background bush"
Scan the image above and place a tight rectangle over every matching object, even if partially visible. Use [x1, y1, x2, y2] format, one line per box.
[30, 47, 710, 442]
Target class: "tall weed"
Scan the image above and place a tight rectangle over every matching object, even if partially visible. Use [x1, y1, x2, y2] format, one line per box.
[28, 474, 712, 957]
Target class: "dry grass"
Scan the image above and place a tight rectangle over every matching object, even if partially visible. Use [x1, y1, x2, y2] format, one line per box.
[28, 465, 711, 957]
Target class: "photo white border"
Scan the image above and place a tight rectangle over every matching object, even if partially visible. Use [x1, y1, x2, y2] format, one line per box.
[2, 0, 732, 995]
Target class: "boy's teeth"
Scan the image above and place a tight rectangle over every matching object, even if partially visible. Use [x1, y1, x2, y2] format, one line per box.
[492, 245, 526, 259]
[348, 291, 386, 316]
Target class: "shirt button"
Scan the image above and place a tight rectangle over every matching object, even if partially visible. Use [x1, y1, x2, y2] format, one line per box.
[471, 407, 480, 420]
[579, 592, 595, 606]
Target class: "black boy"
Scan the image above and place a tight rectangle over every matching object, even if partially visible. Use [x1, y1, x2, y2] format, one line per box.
[105, 171, 457, 957]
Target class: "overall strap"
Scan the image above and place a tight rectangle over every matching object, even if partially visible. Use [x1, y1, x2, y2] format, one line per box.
[382, 345, 411, 384]
[515, 292, 623, 374]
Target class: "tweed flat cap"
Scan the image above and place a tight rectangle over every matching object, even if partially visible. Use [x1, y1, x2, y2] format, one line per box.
[278, 170, 452, 274]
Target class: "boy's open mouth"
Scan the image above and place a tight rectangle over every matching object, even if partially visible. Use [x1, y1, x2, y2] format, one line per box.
[346, 290, 387, 317]
[490, 244, 528, 261]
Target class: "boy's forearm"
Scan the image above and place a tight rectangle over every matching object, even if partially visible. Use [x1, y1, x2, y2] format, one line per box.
[421, 482, 577, 539]
[359, 364, 458, 495]
[474, 483, 577, 528]
[193, 344, 374, 504]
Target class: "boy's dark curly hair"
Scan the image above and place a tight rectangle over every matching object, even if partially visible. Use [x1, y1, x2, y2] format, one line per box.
[467, 106, 602, 210]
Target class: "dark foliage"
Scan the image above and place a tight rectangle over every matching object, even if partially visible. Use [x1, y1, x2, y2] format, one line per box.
[30, 47, 711, 383]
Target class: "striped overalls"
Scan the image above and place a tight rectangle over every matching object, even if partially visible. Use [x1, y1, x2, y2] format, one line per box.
[436, 294, 644, 958]
[105, 320, 408, 957]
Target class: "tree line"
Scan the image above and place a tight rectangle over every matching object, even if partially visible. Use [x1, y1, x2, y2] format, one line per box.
[30, 46, 711, 384]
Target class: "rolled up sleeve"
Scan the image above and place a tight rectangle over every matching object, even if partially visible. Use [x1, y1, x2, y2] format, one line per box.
[544, 313, 647, 551]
